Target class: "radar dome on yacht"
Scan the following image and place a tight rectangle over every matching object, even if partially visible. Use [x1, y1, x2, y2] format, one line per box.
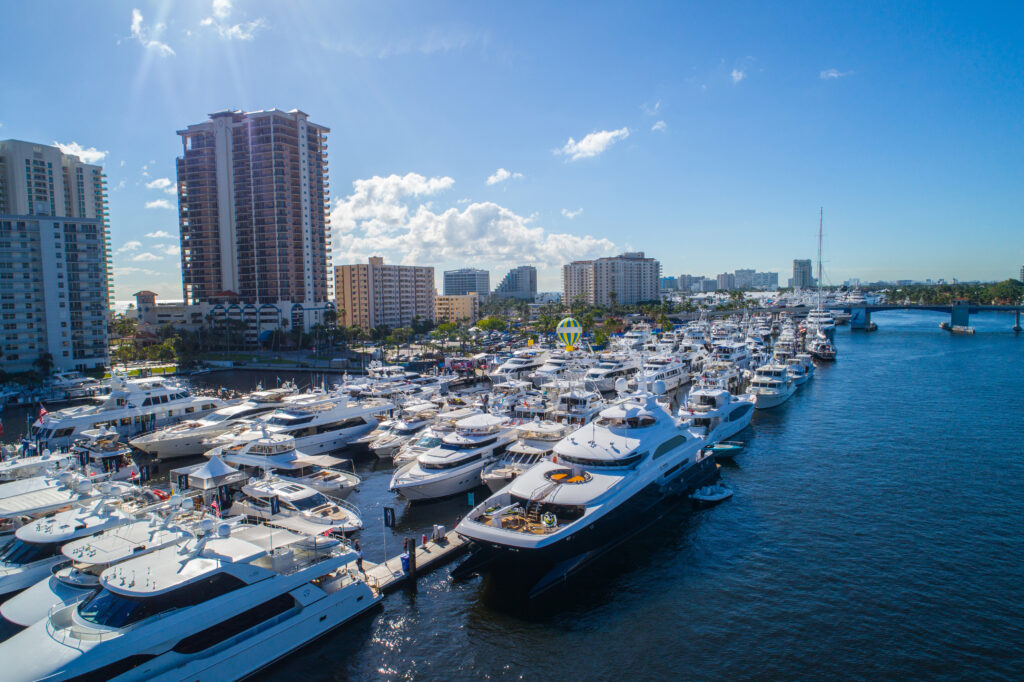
[217, 523, 232, 538]
[455, 414, 509, 430]
[614, 378, 629, 393]
[76, 479, 93, 494]
[42, 449, 51, 458]
[652, 380, 667, 395]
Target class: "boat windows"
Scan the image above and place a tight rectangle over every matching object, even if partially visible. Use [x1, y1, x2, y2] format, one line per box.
[172, 593, 296, 654]
[595, 415, 656, 428]
[68, 654, 157, 680]
[414, 436, 442, 449]
[558, 451, 646, 468]
[0, 539, 61, 565]
[422, 453, 483, 470]
[268, 414, 315, 426]
[288, 492, 331, 510]
[441, 436, 498, 451]
[729, 404, 753, 421]
[79, 572, 247, 628]
[653, 435, 688, 459]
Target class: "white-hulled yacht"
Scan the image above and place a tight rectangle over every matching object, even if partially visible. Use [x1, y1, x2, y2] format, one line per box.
[807, 330, 837, 361]
[390, 414, 515, 501]
[481, 421, 571, 493]
[0, 509, 201, 627]
[69, 428, 139, 481]
[29, 375, 226, 450]
[0, 524, 380, 681]
[391, 407, 482, 466]
[369, 401, 437, 459]
[783, 357, 809, 386]
[130, 383, 302, 459]
[229, 475, 362, 534]
[549, 387, 605, 426]
[629, 355, 689, 394]
[488, 349, 550, 384]
[0, 449, 72, 485]
[454, 383, 716, 597]
[583, 355, 641, 393]
[206, 431, 360, 499]
[527, 352, 595, 388]
[204, 395, 394, 456]
[710, 340, 753, 370]
[749, 362, 797, 409]
[681, 383, 755, 443]
[0, 475, 138, 529]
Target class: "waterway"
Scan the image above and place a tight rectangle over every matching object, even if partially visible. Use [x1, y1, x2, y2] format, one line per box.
[2, 311, 1023, 678]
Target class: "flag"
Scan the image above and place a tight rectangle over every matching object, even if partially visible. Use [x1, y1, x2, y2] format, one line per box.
[34, 404, 48, 427]
[383, 506, 396, 528]
[210, 498, 220, 517]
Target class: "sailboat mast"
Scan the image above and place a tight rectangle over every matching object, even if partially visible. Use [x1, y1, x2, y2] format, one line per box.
[816, 208, 823, 311]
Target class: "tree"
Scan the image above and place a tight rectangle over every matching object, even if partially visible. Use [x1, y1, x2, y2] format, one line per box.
[476, 316, 507, 332]
[33, 352, 55, 377]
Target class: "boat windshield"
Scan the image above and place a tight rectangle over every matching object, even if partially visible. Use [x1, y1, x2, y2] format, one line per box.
[288, 492, 331, 510]
[78, 573, 246, 628]
[414, 435, 442, 449]
[0, 538, 60, 565]
[203, 412, 232, 423]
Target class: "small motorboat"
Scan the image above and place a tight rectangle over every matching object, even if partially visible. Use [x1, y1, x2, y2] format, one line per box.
[709, 441, 743, 459]
[690, 483, 733, 506]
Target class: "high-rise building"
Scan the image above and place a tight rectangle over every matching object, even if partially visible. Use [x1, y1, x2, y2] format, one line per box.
[176, 109, 330, 313]
[334, 257, 435, 329]
[734, 269, 755, 290]
[0, 139, 111, 373]
[435, 293, 480, 324]
[793, 259, 813, 289]
[717, 273, 736, 291]
[660, 276, 678, 291]
[751, 271, 779, 290]
[562, 252, 661, 307]
[443, 268, 489, 297]
[492, 265, 537, 301]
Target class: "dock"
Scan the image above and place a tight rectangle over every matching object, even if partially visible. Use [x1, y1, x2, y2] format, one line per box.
[361, 530, 469, 594]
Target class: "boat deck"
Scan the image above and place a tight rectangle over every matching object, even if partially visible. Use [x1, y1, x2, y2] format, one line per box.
[361, 530, 469, 593]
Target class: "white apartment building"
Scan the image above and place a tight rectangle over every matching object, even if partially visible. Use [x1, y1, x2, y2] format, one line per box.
[0, 140, 111, 374]
[562, 252, 661, 307]
[334, 257, 435, 329]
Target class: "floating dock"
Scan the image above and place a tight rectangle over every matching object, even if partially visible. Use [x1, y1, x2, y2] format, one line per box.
[361, 530, 469, 594]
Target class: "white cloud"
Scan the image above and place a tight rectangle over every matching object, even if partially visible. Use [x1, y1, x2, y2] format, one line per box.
[200, 0, 267, 41]
[642, 100, 661, 116]
[555, 127, 630, 161]
[131, 252, 162, 262]
[561, 208, 583, 220]
[117, 240, 142, 253]
[114, 266, 160, 277]
[330, 173, 615, 270]
[820, 68, 852, 80]
[651, 120, 667, 132]
[130, 8, 175, 57]
[145, 177, 177, 195]
[145, 230, 173, 239]
[485, 168, 523, 186]
[145, 199, 174, 210]
[53, 141, 108, 164]
[159, 244, 180, 256]
[731, 69, 745, 84]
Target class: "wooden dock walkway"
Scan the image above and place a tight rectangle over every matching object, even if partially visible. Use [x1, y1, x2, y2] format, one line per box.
[361, 530, 469, 594]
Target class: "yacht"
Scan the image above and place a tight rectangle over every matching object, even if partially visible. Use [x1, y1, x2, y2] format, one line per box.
[370, 402, 437, 460]
[681, 384, 755, 443]
[69, 428, 140, 481]
[629, 355, 689, 394]
[783, 357, 809, 386]
[130, 383, 302, 459]
[583, 355, 641, 393]
[229, 475, 362, 534]
[803, 309, 836, 340]
[454, 385, 716, 597]
[204, 395, 394, 457]
[29, 375, 226, 450]
[0, 524, 380, 681]
[697, 360, 746, 395]
[808, 331, 837, 361]
[481, 421, 571, 493]
[749, 363, 797, 409]
[390, 414, 515, 501]
[527, 352, 595, 388]
[0, 475, 138, 528]
[391, 407, 482, 466]
[206, 431, 360, 499]
[0, 449, 73, 484]
[488, 349, 550, 384]
[549, 388, 605, 426]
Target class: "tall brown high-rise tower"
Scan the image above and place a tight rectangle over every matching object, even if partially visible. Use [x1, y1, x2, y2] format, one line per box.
[176, 109, 330, 306]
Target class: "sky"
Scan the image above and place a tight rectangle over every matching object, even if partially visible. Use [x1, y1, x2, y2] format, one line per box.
[2, 1, 1023, 299]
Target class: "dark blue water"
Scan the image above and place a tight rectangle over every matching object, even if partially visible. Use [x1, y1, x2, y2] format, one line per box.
[3, 311, 1023, 679]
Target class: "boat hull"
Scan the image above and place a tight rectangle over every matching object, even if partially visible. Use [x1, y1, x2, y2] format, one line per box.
[391, 460, 491, 501]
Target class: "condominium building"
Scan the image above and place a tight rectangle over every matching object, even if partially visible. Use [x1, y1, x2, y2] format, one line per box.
[717, 273, 736, 291]
[443, 268, 489, 297]
[562, 252, 661, 307]
[734, 269, 755, 290]
[176, 109, 331, 329]
[751, 271, 780, 290]
[334, 257, 435, 329]
[435, 293, 480, 324]
[793, 259, 813, 289]
[0, 139, 111, 373]
[492, 265, 537, 301]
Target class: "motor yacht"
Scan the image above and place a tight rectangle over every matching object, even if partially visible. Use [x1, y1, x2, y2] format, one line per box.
[629, 355, 689, 394]
[29, 375, 226, 450]
[390, 414, 515, 501]
[69, 428, 139, 481]
[681, 384, 755, 443]
[807, 331, 837, 361]
[370, 402, 437, 460]
[749, 363, 797, 409]
[480, 421, 571, 493]
[391, 407, 481, 466]
[783, 357, 809, 386]
[0, 524, 380, 681]
[454, 383, 716, 597]
[229, 475, 362, 534]
[0, 475, 138, 529]
[488, 349, 550, 384]
[583, 355, 641, 393]
[206, 431, 360, 499]
[710, 340, 753, 370]
[527, 352, 595, 388]
[0, 449, 72, 485]
[549, 388, 605, 426]
[130, 383, 302, 459]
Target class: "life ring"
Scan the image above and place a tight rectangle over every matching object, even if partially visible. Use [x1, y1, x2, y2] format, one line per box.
[541, 512, 557, 527]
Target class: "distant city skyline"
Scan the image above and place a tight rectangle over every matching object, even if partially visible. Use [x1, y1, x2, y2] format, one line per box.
[2, 2, 1022, 299]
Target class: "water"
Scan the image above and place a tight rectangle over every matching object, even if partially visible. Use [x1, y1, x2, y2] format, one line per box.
[2, 311, 1023, 679]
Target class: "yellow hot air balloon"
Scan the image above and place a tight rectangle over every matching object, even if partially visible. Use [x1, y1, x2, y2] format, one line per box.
[556, 317, 582, 351]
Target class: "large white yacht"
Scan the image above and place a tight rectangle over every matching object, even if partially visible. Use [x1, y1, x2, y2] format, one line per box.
[527, 351, 595, 388]
[204, 395, 394, 456]
[480, 421, 571, 493]
[229, 475, 363, 534]
[488, 349, 550, 384]
[392, 406, 482, 466]
[583, 355, 641, 393]
[0, 449, 72, 485]
[206, 431, 360, 499]
[0, 475, 138, 528]
[629, 355, 689, 394]
[69, 428, 139, 481]
[681, 384, 755, 443]
[130, 383, 302, 459]
[454, 384, 716, 597]
[369, 401, 437, 460]
[390, 414, 515, 501]
[29, 375, 226, 450]
[0, 524, 380, 681]
[710, 340, 753, 370]
[749, 363, 797, 409]
[549, 388, 605, 426]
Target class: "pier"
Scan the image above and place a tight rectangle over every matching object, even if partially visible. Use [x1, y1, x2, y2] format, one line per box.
[361, 530, 469, 594]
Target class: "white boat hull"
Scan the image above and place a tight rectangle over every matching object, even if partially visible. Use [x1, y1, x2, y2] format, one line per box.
[753, 385, 795, 409]
[131, 427, 233, 459]
[391, 460, 490, 501]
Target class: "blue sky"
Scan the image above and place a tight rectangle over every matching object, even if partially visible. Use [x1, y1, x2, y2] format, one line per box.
[2, 1, 1022, 299]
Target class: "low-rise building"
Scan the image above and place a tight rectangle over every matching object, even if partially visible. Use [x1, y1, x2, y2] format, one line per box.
[435, 293, 480, 324]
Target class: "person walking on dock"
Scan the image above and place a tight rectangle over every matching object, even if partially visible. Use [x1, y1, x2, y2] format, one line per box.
[354, 539, 365, 575]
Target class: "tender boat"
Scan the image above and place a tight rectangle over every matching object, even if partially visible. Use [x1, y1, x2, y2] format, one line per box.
[708, 442, 744, 458]
[690, 482, 733, 506]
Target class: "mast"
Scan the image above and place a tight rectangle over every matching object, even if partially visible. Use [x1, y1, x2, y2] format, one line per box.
[816, 208, 824, 312]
